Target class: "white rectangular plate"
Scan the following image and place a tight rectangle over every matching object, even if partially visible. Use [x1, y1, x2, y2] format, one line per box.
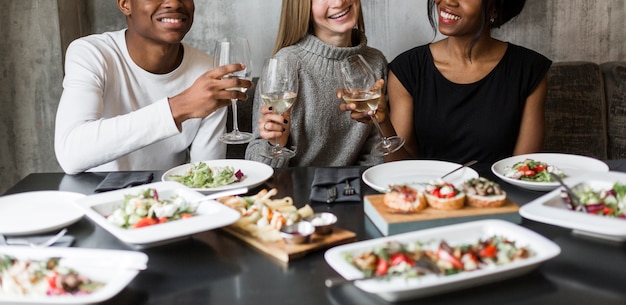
[0, 246, 147, 304]
[75, 181, 240, 248]
[324, 219, 560, 302]
[520, 171, 626, 241]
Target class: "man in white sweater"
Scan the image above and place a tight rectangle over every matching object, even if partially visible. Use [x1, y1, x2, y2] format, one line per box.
[55, 0, 251, 174]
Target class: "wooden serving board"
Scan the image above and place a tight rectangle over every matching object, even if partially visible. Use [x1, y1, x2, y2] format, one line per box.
[364, 194, 521, 236]
[220, 226, 356, 263]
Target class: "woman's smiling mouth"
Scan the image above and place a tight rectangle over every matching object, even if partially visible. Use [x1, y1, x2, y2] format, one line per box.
[329, 6, 351, 19]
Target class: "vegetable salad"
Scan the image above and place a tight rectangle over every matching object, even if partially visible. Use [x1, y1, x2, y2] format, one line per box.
[107, 188, 197, 229]
[504, 159, 564, 182]
[561, 182, 626, 219]
[170, 162, 244, 188]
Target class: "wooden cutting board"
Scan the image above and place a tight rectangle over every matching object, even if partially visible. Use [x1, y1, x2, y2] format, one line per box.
[364, 194, 521, 236]
[220, 226, 356, 263]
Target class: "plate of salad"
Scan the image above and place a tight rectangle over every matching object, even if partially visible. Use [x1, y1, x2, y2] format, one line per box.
[324, 219, 560, 301]
[491, 153, 609, 191]
[0, 246, 147, 304]
[162, 159, 274, 194]
[520, 171, 626, 242]
[74, 181, 240, 248]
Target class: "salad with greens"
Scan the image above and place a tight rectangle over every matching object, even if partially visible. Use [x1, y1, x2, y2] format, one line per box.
[504, 159, 564, 182]
[170, 162, 244, 188]
[561, 182, 626, 219]
[107, 188, 198, 229]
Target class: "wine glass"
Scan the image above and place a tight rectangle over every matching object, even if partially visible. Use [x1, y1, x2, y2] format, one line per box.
[339, 54, 405, 156]
[213, 37, 255, 144]
[259, 57, 299, 159]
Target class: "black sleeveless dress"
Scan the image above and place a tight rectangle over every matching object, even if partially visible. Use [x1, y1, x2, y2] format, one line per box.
[388, 43, 552, 165]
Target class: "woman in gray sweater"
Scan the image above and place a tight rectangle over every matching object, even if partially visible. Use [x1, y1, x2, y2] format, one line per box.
[244, 0, 387, 168]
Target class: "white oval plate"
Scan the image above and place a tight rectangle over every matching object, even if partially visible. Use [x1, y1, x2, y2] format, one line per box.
[0, 191, 85, 236]
[520, 171, 626, 242]
[75, 181, 241, 248]
[491, 153, 609, 191]
[362, 160, 479, 193]
[325, 219, 560, 302]
[162, 159, 274, 194]
[0, 246, 147, 304]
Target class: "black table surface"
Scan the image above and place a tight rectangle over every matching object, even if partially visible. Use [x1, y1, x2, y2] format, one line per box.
[4, 162, 626, 305]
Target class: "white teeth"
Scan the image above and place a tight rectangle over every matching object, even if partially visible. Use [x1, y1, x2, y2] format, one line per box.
[329, 7, 350, 19]
[161, 18, 182, 23]
[440, 11, 460, 21]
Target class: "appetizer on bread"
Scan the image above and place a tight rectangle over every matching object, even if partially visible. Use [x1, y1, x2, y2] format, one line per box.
[383, 185, 427, 213]
[462, 177, 507, 208]
[424, 180, 466, 210]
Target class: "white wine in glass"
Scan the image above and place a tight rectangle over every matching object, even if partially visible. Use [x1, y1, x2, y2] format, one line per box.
[259, 57, 299, 159]
[213, 37, 254, 144]
[339, 54, 404, 156]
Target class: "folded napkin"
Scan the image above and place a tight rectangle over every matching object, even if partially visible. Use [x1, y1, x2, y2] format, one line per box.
[4, 235, 74, 247]
[310, 168, 361, 203]
[94, 172, 154, 193]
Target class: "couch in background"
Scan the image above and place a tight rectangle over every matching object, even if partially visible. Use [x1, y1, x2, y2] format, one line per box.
[544, 61, 626, 160]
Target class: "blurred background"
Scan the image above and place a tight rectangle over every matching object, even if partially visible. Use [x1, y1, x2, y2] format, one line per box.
[1, 0, 624, 194]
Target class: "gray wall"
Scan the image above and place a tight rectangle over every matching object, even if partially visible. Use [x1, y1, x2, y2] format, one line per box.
[1, 0, 625, 194]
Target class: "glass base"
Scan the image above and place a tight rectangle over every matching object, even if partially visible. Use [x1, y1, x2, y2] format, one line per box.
[373, 136, 405, 156]
[219, 131, 255, 144]
[262, 145, 296, 160]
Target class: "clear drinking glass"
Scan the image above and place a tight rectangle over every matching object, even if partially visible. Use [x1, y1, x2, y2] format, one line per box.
[259, 57, 299, 159]
[339, 54, 405, 156]
[213, 37, 255, 144]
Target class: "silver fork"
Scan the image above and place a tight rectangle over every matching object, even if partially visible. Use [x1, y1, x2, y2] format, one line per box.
[7, 228, 68, 248]
[343, 179, 355, 196]
[326, 186, 337, 203]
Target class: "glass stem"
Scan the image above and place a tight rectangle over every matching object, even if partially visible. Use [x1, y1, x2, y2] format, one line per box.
[230, 99, 241, 134]
[370, 115, 391, 148]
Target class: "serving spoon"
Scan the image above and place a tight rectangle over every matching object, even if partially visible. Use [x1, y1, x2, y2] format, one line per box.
[550, 172, 587, 212]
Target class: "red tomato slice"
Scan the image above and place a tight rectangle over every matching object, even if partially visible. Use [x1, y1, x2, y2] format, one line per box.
[133, 217, 158, 228]
[375, 258, 389, 276]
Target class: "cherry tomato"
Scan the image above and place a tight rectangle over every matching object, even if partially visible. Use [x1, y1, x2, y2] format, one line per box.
[133, 217, 158, 228]
[180, 213, 193, 219]
[46, 272, 58, 289]
[602, 206, 614, 215]
[375, 258, 389, 276]
[517, 165, 530, 172]
[524, 170, 536, 177]
[437, 248, 464, 269]
[478, 244, 497, 258]
[390, 253, 415, 267]
[534, 164, 546, 172]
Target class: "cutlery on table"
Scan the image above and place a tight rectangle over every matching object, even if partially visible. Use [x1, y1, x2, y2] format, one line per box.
[343, 179, 355, 196]
[6, 228, 68, 248]
[440, 160, 478, 180]
[193, 187, 249, 203]
[550, 172, 587, 212]
[326, 186, 337, 203]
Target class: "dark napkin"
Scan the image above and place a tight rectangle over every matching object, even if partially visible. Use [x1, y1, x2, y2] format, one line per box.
[4, 235, 74, 247]
[94, 172, 154, 193]
[310, 168, 361, 203]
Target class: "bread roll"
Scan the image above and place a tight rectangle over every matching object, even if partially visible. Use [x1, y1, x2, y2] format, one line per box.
[424, 181, 466, 210]
[383, 185, 427, 213]
[462, 177, 507, 208]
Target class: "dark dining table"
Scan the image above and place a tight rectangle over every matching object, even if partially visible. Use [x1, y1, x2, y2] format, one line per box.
[3, 161, 626, 305]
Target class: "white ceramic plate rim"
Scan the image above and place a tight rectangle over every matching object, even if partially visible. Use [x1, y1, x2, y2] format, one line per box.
[75, 181, 240, 246]
[324, 219, 560, 300]
[519, 171, 626, 241]
[161, 159, 273, 193]
[0, 191, 85, 236]
[491, 153, 609, 191]
[362, 160, 479, 193]
[0, 246, 147, 304]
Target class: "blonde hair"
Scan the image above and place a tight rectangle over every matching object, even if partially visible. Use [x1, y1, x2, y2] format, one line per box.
[273, 0, 365, 55]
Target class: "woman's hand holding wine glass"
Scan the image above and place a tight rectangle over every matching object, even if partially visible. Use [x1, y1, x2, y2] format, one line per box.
[338, 54, 404, 156]
[259, 57, 299, 160]
[213, 37, 255, 144]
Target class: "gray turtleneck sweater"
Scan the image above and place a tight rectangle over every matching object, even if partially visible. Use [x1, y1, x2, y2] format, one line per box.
[245, 32, 387, 168]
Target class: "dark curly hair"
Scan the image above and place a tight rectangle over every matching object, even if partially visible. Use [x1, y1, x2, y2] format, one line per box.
[427, 0, 526, 59]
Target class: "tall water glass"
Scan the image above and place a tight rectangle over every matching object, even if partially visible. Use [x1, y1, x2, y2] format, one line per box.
[259, 57, 299, 159]
[213, 37, 254, 144]
[339, 54, 405, 156]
